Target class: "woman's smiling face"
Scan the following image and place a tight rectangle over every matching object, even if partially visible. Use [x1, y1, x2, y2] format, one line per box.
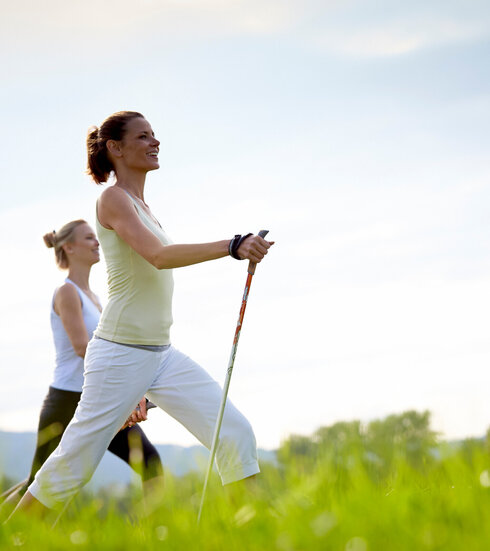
[66, 223, 100, 266]
[117, 117, 160, 173]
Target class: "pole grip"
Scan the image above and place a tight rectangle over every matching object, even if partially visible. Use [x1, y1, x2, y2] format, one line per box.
[247, 230, 269, 275]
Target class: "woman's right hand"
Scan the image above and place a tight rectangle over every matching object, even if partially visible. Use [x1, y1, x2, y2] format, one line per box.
[236, 234, 274, 263]
[120, 397, 148, 430]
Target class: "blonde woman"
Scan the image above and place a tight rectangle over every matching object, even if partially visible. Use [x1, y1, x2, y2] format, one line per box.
[2, 219, 162, 517]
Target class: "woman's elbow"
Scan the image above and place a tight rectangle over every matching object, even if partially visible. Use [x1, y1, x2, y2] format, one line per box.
[151, 255, 165, 269]
[151, 252, 172, 269]
[74, 343, 88, 358]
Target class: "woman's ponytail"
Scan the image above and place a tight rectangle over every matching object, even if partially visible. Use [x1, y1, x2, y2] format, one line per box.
[86, 126, 114, 185]
[86, 111, 144, 185]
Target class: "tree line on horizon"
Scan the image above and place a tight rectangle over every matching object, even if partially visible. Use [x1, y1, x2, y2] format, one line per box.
[276, 410, 490, 481]
[2, 409, 488, 496]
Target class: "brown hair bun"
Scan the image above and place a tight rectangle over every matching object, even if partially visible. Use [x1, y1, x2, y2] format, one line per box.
[44, 220, 87, 269]
[43, 231, 57, 249]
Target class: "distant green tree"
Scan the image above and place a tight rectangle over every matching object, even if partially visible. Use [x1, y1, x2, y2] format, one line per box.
[277, 434, 317, 470]
[459, 437, 485, 468]
[313, 420, 365, 491]
[314, 421, 364, 462]
[364, 410, 438, 476]
[277, 410, 439, 481]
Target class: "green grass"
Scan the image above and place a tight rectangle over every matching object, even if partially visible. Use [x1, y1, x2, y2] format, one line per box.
[2, 445, 490, 550]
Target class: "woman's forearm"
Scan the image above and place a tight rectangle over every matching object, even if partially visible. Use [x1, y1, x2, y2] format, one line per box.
[151, 240, 230, 269]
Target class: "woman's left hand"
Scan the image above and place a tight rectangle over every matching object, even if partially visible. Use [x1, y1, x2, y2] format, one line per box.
[120, 398, 148, 430]
[237, 234, 274, 263]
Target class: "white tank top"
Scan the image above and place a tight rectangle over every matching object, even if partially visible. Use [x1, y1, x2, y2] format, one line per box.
[50, 278, 101, 392]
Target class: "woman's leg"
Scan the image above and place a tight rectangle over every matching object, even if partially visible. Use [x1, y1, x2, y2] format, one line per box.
[26, 388, 81, 486]
[146, 347, 260, 485]
[5, 491, 51, 521]
[108, 425, 164, 482]
[108, 425, 165, 508]
[25, 339, 160, 511]
[0, 388, 79, 520]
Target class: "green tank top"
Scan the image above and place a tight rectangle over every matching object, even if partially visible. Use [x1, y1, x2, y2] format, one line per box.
[95, 194, 174, 345]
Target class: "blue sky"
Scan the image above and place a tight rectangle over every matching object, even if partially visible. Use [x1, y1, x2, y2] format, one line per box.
[1, 1, 489, 449]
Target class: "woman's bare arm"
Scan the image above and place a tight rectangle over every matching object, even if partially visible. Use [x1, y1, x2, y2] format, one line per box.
[54, 284, 89, 358]
[97, 186, 273, 269]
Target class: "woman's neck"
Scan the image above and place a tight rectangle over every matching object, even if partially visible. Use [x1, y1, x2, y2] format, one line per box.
[113, 170, 147, 201]
[67, 265, 91, 292]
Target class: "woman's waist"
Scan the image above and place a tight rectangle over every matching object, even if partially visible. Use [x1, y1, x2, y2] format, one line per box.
[104, 283, 174, 316]
[95, 313, 172, 347]
[50, 362, 84, 393]
[93, 335, 170, 352]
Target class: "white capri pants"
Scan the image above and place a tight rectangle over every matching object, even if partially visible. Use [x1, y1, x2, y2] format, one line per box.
[29, 338, 259, 509]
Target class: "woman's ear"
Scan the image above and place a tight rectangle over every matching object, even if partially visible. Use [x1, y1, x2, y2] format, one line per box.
[62, 244, 73, 256]
[106, 139, 122, 158]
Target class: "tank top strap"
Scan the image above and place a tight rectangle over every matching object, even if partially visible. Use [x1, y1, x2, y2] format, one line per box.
[50, 279, 83, 314]
[121, 189, 143, 213]
[120, 189, 163, 229]
[64, 278, 101, 311]
[121, 188, 136, 202]
[64, 278, 84, 300]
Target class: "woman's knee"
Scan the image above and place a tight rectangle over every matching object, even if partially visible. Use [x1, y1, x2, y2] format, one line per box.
[219, 413, 257, 458]
[225, 409, 256, 443]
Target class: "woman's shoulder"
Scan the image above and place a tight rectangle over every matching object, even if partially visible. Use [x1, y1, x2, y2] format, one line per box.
[99, 185, 130, 205]
[97, 186, 134, 218]
[98, 186, 136, 224]
[53, 282, 83, 315]
[55, 282, 82, 303]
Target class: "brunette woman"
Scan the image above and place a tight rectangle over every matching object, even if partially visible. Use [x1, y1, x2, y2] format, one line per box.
[12, 111, 273, 516]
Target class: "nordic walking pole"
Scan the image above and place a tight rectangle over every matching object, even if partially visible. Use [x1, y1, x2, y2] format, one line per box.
[197, 230, 269, 524]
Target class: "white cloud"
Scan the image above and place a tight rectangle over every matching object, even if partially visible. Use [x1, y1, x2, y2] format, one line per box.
[0, 0, 297, 46]
[310, 14, 489, 57]
[2, 0, 488, 59]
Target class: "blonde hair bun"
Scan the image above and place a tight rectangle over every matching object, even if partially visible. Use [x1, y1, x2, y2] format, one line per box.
[43, 231, 57, 249]
[44, 220, 87, 269]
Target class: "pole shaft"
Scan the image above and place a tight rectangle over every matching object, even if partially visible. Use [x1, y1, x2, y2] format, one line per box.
[197, 230, 268, 524]
[197, 272, 254, 524]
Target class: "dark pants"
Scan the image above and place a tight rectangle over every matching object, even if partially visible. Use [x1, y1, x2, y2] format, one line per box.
[26, 386, 162, 489]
